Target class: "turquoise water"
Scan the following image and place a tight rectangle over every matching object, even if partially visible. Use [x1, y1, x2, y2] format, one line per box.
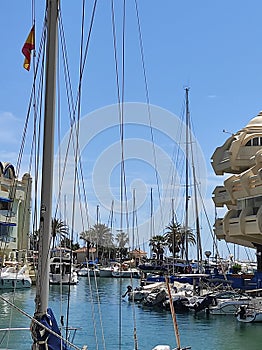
[0, 277, 262, 349]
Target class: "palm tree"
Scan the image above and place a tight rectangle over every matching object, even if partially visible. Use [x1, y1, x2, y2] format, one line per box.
[179, 225, 196, 260]
[149, 235, 167, 261]
[115, 230, 129, 260]
[80, 223, 114, 261]
[79, 230, 92, 261]
[164, 220, 181, 259]
[164, 220, 196, 261]
[51, 218, 69, 249]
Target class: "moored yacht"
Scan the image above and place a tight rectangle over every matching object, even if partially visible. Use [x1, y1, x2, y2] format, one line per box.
[49, 254, 78, 285]
[236, 302, 262, 323]
[111, 264, 140, 278]
[0, 264, 32, 289]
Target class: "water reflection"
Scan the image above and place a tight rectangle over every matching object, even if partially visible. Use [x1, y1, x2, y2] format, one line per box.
[0, 278, 261, 349]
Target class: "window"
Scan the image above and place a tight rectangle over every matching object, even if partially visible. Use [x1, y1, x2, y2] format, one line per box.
[0, 225, 12, 241]
[245, 137, 262, 146]
[0, 201, 10, 211]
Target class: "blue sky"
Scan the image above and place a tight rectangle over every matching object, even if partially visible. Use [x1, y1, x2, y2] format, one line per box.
[1, 1, 261, 260]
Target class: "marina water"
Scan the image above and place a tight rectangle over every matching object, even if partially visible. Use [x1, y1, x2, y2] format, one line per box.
[0, 277, 261, 349]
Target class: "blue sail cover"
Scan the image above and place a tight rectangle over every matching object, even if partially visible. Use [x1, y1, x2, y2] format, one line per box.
[32, 308, 69, 350]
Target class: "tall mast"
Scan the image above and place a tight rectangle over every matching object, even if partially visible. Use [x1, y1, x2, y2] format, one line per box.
[132, 188, 135, 251]
[171, 198, 175, 275]
[35, 0, 59, 317]
[96, 205, 99, 225]
[185, 88, 203, 264]
[150, 187, 153, 258]
[192, 159, 203, 263]
[184, 87, 190, 262]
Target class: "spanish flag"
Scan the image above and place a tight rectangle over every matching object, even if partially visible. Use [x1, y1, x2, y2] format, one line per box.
[22, 25, 35, 71]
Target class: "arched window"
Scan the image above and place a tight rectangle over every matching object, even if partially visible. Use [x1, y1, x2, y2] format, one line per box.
[3, 163, 15, 179]
[245, 137, 262, 146]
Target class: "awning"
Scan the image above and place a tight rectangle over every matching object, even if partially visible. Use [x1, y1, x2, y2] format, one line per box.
[0, 197, 12, 202]
[0, 222, 16, 226]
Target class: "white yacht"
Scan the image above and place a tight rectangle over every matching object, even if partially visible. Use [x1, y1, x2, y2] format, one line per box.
[49, 255, 78, 285]
[0, 264, 32, 289]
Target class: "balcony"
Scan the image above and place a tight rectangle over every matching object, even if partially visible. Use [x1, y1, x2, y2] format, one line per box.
[212, 186, 232, 207]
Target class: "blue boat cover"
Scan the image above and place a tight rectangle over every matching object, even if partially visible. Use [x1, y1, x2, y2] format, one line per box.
[32, 308, 69, 349]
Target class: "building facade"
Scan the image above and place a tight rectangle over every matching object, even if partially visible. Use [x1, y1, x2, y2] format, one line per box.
[0, 162, 32, 263]
[211, 112, 262, 270]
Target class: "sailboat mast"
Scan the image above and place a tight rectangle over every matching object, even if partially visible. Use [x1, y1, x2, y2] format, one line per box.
[132, 188, 135, 251]
[184, 87, 190, 262]
[35, 0, 59, 317]
[150, 187, 153, 258]
[192, 162, 203, 263]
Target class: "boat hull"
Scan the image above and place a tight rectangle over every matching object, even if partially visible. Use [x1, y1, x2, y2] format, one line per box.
[112, 268, 140, 278]
[237, 311, 262, 323]
[0, 266, 32, 289]
[209, 300, 250, 315]
[49, 255, 79, 285]
[236, 304, 262, 323]
[49, 272, 78, 285]
[99, 268, 113, 277]
[77, 268, 100, 277]
[0, 277, 31, 289]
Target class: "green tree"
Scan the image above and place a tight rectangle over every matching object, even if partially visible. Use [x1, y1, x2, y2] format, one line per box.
[51, 218, 69, 249]
[115, 230, 129, 259]
[179, 226, 196, 260]
[164, 220, 181, 258]
[80, 223, 114, 260]
[149, 235, 167, 261]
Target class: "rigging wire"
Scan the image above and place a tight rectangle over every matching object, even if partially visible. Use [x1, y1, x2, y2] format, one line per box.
[63, 1, 108, 348]
[55, 7, 68, 343]
[188, 91, 203, 263]
[119, 2, 126, 347]
[53, 0, 99, 233]
[134, 0, 164, 233]
[161, 99, 185, 232]
[110, 1, 136, 348]
[55, 1, 104, 347]
[196, 179, 228, 278]
[110, 1, 124, 348]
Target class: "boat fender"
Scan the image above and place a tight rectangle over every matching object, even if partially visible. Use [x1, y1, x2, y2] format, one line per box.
[211, 298, 217, 306]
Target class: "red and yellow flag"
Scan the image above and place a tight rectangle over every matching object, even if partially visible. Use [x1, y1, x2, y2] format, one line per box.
[22, 25, 35, 71]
